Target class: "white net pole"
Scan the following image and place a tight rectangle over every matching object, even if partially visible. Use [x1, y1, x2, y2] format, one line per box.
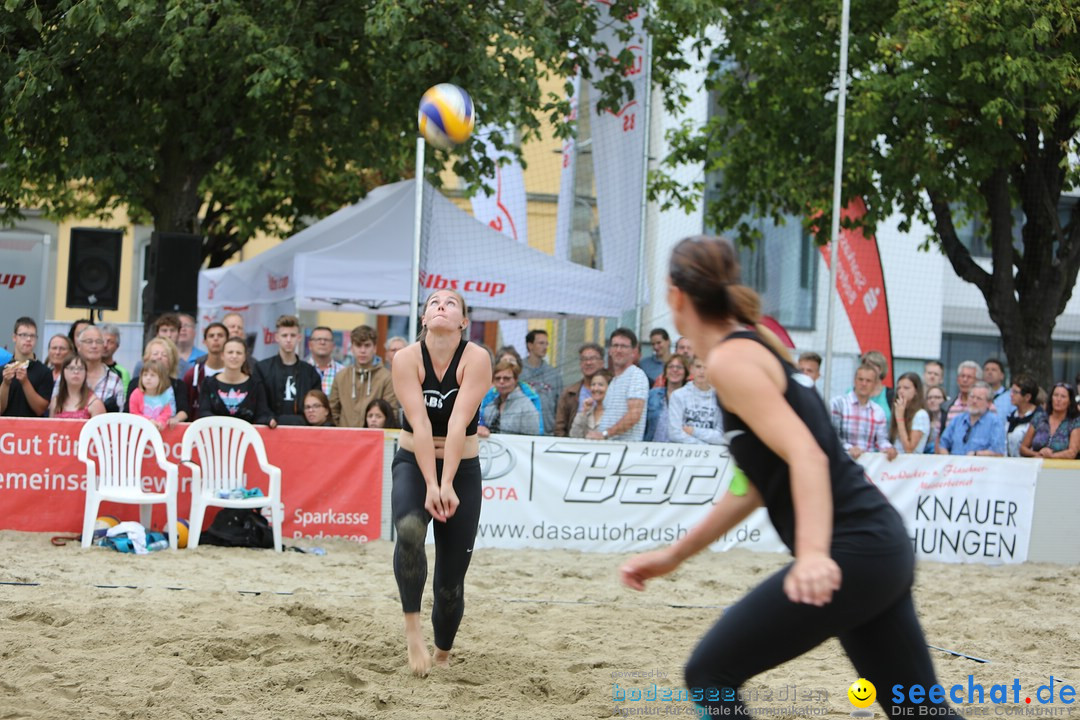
[409, 137, 425, 342]
[823, 0, 852, 401]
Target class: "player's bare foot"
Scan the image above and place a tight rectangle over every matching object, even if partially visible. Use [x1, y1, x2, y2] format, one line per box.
[404, 613, 432, 676]
[408, 637, 432, 676]
[433, 648, 451, 668]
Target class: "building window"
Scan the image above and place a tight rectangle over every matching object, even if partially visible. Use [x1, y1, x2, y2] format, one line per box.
[940, 333, 1080, 393]
[948, 197, 1080, 260]
[704, 57, 817, 331]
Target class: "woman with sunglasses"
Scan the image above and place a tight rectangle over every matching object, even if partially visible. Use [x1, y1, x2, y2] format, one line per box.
[1019, 382, 1080, 459]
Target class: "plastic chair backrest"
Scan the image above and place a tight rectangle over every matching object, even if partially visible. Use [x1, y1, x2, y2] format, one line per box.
[184, 417, 263, 494]
[78, 414, 164, 491]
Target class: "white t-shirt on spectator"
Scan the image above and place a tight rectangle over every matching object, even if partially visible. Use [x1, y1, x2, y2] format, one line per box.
[599, 365, 649, 441]
[896, 409, 930, 454]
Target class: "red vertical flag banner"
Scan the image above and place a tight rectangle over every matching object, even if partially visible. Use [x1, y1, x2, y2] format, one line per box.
[818, 198, 894, 385]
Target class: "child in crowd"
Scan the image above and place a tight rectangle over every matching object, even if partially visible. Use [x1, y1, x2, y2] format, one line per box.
[667, 356, 724, 444]
[364, 398, 398, 429]
[50, 355, 106, 420]
[128, 360, 178, 430]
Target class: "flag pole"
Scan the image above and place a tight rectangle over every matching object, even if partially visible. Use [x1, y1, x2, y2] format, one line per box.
[409, 137, 425, 342]
[823, 0, 851, 402]
[633, 32, 653, 334]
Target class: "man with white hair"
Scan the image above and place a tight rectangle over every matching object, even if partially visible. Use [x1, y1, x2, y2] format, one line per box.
[383, 336, 407, 370]
[937, 382, 1004, 456]
[942, 360, 981, 432]
[222, 312, 245, 340]
[98, 323, 131, 390]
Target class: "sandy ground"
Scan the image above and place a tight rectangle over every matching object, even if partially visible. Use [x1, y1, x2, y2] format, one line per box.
[1, 531, 1078, 720]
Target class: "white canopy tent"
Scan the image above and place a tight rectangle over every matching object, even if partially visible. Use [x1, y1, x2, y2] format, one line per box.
[198, 180, 635, 356]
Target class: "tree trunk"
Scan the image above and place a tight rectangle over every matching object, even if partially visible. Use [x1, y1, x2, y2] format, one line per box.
[937, 183, 1062, 390]
[998, 315, 1054, 389]
[146, 133, 211, 235]
[149, 175, 203, 236]
[930, 158, 1080, 389]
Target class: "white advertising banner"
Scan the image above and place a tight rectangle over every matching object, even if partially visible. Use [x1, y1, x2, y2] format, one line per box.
[859, 454, 1040, 564]
[587, 0, 647, 310]
[473, 435, 784, 554]
[472, 436, 1040, 564]
[0, 231, 50, 357]
[470, 125, 529, 245]
[470, 125, 529, 348]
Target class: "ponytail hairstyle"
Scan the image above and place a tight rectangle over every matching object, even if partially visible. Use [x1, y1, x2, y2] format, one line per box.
[418, 289, 470, 343]
[668, 236, 791, 361]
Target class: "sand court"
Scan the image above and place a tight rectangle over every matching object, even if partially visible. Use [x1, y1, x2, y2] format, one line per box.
[1, 531, 1077, 720]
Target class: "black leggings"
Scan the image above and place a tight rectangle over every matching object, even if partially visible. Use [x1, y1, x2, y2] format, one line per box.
[685, 544, 960, 717]
[391, 448, 482, 652]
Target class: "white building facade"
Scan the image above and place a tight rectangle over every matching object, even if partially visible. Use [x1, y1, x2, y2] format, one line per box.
[636, 43, 1080, 393]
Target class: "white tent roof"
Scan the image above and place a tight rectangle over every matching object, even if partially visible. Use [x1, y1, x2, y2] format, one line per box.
[199, 180, 634, 320]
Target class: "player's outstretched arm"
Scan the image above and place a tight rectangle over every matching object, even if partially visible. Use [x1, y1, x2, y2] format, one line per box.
[620, 485, 762, 591]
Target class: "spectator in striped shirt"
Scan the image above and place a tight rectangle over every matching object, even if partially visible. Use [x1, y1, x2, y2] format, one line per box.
[830, 363, 896, 460]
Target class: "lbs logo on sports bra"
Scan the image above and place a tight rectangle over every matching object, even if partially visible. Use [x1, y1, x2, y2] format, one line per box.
[423, 389, 457, 409]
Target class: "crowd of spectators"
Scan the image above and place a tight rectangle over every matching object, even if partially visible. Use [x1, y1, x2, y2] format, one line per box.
[3, 314, 1078, 460]
[0, 314, 401, 431]
[825, 352, 1080, 460]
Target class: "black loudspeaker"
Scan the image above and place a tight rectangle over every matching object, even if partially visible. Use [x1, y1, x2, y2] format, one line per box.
[66, 228, 124, 310]
[144, 232, 203, 318]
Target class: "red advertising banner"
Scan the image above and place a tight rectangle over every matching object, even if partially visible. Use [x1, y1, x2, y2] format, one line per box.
[819, 198, 894, 385]
[0, 419, 383, 542]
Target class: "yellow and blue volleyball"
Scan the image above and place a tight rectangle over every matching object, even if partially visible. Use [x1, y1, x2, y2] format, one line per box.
[175, 519, 189, 549]
[92, 515, 120, 542]
[417, 83, 475, 150]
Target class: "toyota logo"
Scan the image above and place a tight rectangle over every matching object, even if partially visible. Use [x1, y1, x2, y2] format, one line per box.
[478, 438, 516, 481]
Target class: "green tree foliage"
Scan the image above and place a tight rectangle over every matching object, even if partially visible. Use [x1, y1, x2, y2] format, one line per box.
[0, 0, 641, 267]
[652, 0, 1080, 384]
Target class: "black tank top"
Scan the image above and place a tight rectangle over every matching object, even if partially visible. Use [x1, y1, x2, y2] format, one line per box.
[720, 331, 906, 555]
[401, 339, 480, 437]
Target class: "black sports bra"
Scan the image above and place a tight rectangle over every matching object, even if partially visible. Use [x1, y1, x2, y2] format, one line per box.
[401, 339, 480, 436]
[719, 330, 905, 554]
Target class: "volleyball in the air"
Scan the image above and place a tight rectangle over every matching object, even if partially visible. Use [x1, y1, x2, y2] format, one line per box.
[417, 83, 475, 150]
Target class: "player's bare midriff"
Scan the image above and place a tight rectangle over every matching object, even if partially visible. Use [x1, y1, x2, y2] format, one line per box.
[398, 431, 479, 460]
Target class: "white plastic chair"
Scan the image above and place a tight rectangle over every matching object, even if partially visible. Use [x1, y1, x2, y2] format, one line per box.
[180, 416, 283, 551]
[78, 414, 179, 550]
